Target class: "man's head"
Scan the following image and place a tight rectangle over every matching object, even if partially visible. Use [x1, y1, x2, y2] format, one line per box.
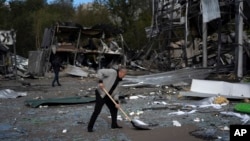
[118, 66, 127, 78]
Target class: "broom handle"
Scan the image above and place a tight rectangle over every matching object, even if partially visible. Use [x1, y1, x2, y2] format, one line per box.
[102, 88, 132, 121]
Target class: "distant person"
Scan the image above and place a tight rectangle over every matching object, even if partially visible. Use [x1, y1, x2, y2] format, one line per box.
[51, 55, 63, 87]
[87, 65, 127, 132]
[87, 38, 99, 50]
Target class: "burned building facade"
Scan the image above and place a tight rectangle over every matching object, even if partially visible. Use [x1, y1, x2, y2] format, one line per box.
[140, 0, 250, 78]
[28, 22, 126, 76]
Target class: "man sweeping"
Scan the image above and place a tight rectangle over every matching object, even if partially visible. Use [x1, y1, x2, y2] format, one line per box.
[87, 66, 127, 132]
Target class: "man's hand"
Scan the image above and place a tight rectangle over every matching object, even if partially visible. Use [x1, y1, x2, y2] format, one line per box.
[101, 86, 120, 109]
[115, 104, 120, 109]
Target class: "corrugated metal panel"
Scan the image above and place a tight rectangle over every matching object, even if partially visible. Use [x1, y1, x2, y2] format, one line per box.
[28, 51, 46, 76]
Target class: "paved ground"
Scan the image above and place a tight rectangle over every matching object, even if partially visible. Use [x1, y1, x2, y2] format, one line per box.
[0, 72, 249, 141]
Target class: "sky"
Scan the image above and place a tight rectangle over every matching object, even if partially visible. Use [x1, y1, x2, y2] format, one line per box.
[73, 0, 93, 5]
[48, 0, 94, 6]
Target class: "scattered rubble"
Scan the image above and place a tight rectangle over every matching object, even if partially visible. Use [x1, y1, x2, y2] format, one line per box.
[1, 1, 250, 140]
[0, 72, 249, 140]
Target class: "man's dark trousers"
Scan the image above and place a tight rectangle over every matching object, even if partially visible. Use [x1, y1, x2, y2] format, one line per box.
[88, 90, 118, 130]
[52, 71, 60, 86]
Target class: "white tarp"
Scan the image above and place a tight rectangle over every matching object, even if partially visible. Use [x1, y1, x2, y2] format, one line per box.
[201, 0, 221, 23]
[220, 112, 250, 124]
[0, 89, 27, 99]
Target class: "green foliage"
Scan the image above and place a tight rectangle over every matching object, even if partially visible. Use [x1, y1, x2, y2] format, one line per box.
[7, 0, 36, 56]
[94, 0, 152, 49]
[0, 0, 10, 29]
[1, 0, 75, 57]
[48, 0, 75, 21]
[74, 3, 111, 26]
[0, 0, 152, 57]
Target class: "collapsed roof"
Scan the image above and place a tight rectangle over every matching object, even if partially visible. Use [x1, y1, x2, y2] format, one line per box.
[41, 22, 123, 49]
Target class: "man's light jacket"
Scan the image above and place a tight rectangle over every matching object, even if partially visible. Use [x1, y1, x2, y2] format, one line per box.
[96, 69, 121, 100]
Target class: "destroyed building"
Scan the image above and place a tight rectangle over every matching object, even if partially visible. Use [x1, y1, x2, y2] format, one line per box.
[28, 22, 126, 76]
[0, 43, 11, 75]
[5, 0, 250, 79]
[135, 0, 250, 78]
[0, 30, 17, 77]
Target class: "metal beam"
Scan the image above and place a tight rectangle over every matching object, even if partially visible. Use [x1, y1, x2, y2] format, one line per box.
[237, 0, 243, 78]
[202, 22, 207, 67]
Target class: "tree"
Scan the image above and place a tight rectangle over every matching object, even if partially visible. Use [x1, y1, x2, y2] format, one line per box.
[47, 0, 75, 22]
[5, 0, 75, 57]
[74, 2, 111, 27]
[0, 0, 10, 29]
[32, 0, 75, 49]
[1, 0, 152, 58]
[93, 0, 152, 49]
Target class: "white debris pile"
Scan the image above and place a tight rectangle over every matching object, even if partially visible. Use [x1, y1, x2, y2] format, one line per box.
[220, 111, 250, 124]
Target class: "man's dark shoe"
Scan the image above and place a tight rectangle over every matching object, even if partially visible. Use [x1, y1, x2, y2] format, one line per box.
[52, 84, 55, 87]
[58, 84, 61, 86]
[111, 125, 123, 129]
[87, 128, 93, 132]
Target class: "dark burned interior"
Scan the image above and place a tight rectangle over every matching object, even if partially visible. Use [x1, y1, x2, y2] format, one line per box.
[0, 43, 10, 74]
[134, 0, 250, 76]
[41, 22, 125, 72]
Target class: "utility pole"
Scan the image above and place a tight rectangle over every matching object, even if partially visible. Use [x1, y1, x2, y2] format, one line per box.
[202, 22, 207, 67]
[201, 0, 208, 68]
[216, 19, 222, 73]
[11, 29, 17, 80]
[184, 0, 189, 67]
[235, 0, 243, 78]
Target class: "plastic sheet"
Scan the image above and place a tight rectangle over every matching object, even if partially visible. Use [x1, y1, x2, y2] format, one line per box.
[201, 0, 221, 23]
[0, 89, 27, 99]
